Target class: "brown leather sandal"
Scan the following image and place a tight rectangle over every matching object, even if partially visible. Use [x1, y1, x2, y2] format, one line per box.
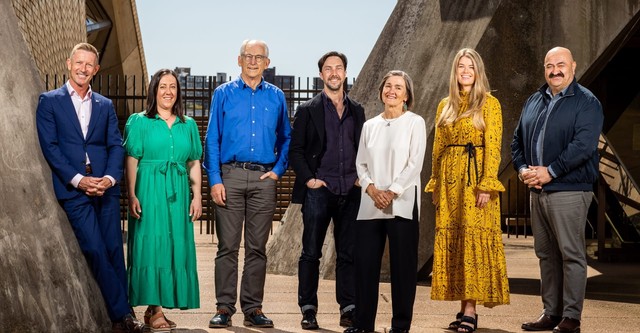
[163, 314, 177, 328]
[144, 308, 153, 324]
[148, 311, 171, 332]
[144, 308, 176, 329]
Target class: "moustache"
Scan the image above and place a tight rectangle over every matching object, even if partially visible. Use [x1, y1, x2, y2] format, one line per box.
[549, 72, 564, 79]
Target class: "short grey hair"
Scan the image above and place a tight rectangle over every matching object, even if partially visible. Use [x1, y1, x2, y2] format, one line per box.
[239, 39, 269, 57]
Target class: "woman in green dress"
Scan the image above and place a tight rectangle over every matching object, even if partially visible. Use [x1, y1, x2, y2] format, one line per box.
[124, 69, 202, 331]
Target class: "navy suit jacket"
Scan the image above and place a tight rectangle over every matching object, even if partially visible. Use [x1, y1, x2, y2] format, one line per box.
[36, 85, 125, 200]
[289, 93, 365, 204]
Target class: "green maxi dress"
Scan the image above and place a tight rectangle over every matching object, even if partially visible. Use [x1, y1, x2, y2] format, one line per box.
[124, 112, 202, 309]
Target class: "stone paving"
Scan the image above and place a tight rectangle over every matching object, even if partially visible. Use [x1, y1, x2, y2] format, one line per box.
[133, 224, 640, 333]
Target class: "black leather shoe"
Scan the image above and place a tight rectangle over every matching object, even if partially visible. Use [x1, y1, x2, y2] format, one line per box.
[301, 309, 319, 330]
[340, 308, 354, 327]
[244, 308, 274, 328]
[209, 309, 232, 328]
[112, 313, 144, 333]
[522, 313, 562, 331]
[388, 329, 409, 333]
[343, 328, 368, 333]
[553, 317, 580, 333]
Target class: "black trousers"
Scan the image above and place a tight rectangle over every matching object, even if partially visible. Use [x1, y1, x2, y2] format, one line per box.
[298, 186, 359, 312]
[353, 202, 419, 331]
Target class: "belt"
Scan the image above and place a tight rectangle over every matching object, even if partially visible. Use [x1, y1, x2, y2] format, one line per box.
[226, 161, 273, 172]
[85, 164, 93, 175]
[446, 142, 484, 186]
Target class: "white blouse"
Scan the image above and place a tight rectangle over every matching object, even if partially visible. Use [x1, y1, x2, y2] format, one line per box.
[356, 111, 427, 220]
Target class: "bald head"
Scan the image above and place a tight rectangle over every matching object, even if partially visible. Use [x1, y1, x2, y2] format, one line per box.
[545, 47, 574, 63]
[544, 46, 576, 95]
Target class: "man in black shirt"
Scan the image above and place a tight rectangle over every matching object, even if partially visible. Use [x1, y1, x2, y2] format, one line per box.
[289, 51, 366, 330]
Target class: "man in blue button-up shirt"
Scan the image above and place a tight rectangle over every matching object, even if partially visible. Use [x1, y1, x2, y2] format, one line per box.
[203, 39, 291, 329]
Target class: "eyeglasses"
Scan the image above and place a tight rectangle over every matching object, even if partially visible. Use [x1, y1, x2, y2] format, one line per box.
[242, 54, 267, 63]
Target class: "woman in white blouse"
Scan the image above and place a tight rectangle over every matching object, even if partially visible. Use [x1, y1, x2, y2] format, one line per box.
[344, 70, 427, 333]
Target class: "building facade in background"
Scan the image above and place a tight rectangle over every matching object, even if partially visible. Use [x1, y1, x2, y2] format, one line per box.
[11, 0, 147, 91]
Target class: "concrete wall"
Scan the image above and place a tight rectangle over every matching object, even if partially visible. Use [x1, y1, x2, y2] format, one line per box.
[268, 0, 640, 280]
[99, 0, 148, 80]
[0, 2, 110, 332]
[10, 0, 148, 90]
[11, 0, 86, 77]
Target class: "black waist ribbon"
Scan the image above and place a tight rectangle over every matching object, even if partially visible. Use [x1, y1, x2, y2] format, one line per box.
[446, 142, 484, 186]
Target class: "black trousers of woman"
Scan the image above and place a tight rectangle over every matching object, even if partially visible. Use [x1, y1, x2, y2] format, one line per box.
[353, 201, 419, 331]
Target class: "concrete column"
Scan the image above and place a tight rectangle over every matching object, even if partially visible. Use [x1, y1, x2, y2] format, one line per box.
[267, 0, 640, 281]
[0, 2, 110, 332]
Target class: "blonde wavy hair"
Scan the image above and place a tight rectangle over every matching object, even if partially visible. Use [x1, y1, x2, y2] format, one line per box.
[436, 48, 490, 131]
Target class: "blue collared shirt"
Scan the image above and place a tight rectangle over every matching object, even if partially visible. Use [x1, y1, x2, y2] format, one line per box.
[203, 76, 291, 184]
[529, 86, 568, 178]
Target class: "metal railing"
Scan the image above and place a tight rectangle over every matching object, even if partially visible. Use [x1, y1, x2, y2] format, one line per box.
[46, 74, 566, 244]
[43, 74, 344, 235]
[500, 175, 531, 238]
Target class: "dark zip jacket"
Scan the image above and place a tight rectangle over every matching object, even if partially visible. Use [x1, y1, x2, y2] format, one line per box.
[511, 78, 603, 192]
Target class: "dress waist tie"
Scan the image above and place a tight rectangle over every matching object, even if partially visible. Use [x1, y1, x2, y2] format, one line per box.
[446, 142, 484, 186]
[139, 160, 187, 202]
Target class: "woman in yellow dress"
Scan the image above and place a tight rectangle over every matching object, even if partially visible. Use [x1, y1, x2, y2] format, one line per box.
[425, 48, 510, 332]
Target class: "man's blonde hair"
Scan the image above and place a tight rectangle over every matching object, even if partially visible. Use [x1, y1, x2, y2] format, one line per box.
[69, 42, 99, 60]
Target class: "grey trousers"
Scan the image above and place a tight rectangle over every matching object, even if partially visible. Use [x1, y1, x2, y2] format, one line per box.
[530, 191, 593, 321]
[214, 165, 277, 315]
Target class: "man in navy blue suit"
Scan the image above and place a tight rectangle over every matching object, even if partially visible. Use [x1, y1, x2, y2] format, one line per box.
[36, 42, 143, 333]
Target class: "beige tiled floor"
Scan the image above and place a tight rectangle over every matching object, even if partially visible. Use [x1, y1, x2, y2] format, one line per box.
[133, 224, 640, 333]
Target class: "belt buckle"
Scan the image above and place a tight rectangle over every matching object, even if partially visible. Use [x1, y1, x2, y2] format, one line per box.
[241, 162, 250, 170]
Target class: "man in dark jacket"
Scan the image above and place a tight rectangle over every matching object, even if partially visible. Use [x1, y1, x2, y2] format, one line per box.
[512, 46, 603, 333]
[289, 51, 366, 330]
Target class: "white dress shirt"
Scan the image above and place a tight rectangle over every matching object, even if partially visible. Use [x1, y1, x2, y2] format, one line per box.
[66, 81, 115, 188]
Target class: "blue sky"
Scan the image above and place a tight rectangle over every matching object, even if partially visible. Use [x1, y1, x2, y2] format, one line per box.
[136, 0, 396, 82]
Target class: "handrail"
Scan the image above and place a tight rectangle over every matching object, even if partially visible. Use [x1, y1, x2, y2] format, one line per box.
[598, 133, 640, 214]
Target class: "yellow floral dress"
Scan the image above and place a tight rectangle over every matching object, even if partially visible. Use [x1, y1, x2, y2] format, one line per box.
[425, 93, 510, 307]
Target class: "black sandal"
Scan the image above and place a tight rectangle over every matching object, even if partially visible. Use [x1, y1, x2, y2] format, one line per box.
[457, 315, 478, 332]
[448, 312, 463, 330]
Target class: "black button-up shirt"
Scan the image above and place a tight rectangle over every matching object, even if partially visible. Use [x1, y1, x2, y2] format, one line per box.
[316, 92, 358, 195]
